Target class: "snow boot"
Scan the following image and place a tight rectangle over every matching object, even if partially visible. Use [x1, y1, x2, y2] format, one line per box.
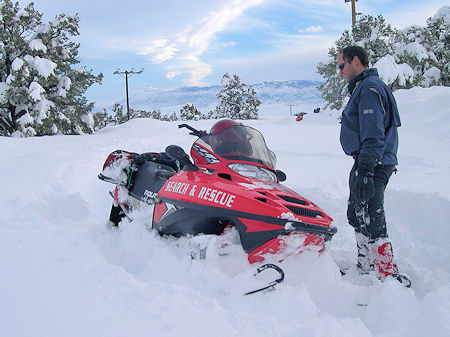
[370, 238, 411, 287]
[370, 238, 398, 278]
[355, 231, 374, 275]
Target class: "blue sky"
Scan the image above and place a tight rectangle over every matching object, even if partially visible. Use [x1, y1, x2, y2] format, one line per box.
[22, 0, 449, 108]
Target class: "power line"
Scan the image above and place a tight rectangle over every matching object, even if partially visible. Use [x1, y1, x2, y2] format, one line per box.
[113, 68, 143, 120]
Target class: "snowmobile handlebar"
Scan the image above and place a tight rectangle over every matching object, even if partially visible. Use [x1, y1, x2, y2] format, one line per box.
[178, 124, 208, 138]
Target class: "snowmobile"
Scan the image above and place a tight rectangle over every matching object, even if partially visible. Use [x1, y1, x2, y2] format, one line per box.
[98, 120, 337, 293]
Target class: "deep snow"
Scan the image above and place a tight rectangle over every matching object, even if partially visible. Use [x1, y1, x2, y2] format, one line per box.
[0, 86, 449, 337]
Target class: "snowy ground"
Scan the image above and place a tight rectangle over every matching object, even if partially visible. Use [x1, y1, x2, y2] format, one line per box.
[0, 86, 449, 337]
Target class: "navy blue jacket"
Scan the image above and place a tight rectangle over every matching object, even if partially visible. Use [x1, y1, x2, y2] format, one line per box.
[340, 68, 401, 165]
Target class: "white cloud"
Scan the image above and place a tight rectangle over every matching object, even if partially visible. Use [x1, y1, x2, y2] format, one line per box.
[138, 39, 179, 64]
[219, 41, 237, 48]
[298, 25, 324, 33]
[166, 71, 182, 80]
[214, 32, 336, 84]
[152, 47, 179, 64]
[139, 0, 264, 86]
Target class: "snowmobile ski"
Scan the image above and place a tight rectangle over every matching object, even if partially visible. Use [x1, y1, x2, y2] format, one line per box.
[244, 263, 285, 296]
[390, 273, 412, 288]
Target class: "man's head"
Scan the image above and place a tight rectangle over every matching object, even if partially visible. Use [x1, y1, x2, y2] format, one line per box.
[338, 46, 370, 83]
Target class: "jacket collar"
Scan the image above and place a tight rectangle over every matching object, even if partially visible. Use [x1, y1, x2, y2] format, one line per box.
[347, 68, 379, 94]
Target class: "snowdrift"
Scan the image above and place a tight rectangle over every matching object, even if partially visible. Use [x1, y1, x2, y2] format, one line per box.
[0, 86, 449, 337]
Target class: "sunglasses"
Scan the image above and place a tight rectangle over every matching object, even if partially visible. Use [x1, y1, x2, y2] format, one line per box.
[338, 56, 354, 70]
[338, 60, 349, 71]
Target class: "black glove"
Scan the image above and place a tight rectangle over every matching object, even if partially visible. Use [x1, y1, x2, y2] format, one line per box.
[353, 155, 377, 202]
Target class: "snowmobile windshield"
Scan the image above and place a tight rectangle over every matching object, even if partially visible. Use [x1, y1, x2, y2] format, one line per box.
[203, 125, 277, 168]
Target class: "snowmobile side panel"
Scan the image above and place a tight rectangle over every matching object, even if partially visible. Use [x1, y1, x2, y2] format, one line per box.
[153, 205, 226, 237]
[154, 196, 335, 264]
[157, 196, 336, 239]
[129, 161, 175, 204]
[153, 202, 168, 224]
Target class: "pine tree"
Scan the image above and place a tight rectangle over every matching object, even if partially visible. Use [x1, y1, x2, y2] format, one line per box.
[317, 8, 449, 110]
[160, 111, 178, 121]
[421, 10, 450, 86]
[316, 15, 398, 110]
[179, 103, 201, 121]
[316, 32, 353, 110]
[169, 112, 178, 121]
[151, 109, 161, 120]
[0, 0, 102, 136]
[111, 102, 127, 124]
[214, 73, 260, 120]
[206, 110, 215, 119]
[241, 86, 260, 119]
[92, 108, 112, 131]
[394, 26, 431, 88]
[133, 109, 152, 118]
[351, 15, 398, 64]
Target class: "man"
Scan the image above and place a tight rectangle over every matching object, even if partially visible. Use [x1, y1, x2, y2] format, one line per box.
[338, 46, 410, 286]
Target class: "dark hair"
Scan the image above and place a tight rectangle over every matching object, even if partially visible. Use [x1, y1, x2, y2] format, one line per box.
[341, 46, 369, 67]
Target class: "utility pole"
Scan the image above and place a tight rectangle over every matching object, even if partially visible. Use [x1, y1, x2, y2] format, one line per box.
[113, 68, 143, 120]
[345, 0, 359, 26]
[289, 104, 294, 116]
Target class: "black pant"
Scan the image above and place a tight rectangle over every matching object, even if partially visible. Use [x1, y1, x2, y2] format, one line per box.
[347, 160, 395, 240]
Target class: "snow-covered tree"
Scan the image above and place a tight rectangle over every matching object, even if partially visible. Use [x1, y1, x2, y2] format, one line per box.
[133, 109, 151, 118]
[111, 102, 128, 125]
[398, 6, 450, 87]
[316, 31, 353, 111]
[160, 111, 178, 121]
[428, 10, 450, 86]
[205, 110, 215, 119]
[169, 111, 178, 121]
[317, 7, 449, 110]
[92, 108, 111, 131]
[0, 0, 102, 136]
[151, 109, 162, 120]
[91, 107, 173, 131]
[179, 103, 202, 121]
[317, 15, 400, 110]
[241, 85, 260, 119]
[214, 73, 260, 120]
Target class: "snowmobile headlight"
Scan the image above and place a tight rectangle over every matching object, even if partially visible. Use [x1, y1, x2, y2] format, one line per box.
[228, 163, 277, 183]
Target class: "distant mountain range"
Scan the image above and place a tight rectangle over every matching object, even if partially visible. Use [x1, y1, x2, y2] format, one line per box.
[126, 79, 324, 113]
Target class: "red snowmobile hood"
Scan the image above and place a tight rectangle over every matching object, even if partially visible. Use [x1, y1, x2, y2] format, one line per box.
[157, 163, 333, 229]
